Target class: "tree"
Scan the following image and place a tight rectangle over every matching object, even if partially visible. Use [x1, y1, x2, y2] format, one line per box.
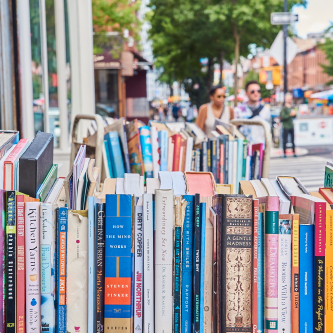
[319, 24, 333, 85]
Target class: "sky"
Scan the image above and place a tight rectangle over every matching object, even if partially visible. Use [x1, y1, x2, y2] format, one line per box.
[293, 0, 333, 38]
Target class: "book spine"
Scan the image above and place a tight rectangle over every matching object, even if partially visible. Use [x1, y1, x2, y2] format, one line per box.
[195, 149, 201, 172]
[181, 195, 193, 333]
[236, 139, 244, 187]
[56, 207, 68, 333]
[199, 202, 206, 334]
[6, 191, 16, 332]
[105, 195, 133, 333]
[16, 195, 25, 333]
[172, 134, 182, 171]
[143, 194, 154, 333]
[201, 142, 208, 172]
[40, 203, 56, 333]
[224, 136, 229, 184]
[299, 224, 314, 333]
[126, 121, 144, 175]
[150, 127, 160, 178]
[193, 194, 201, 333]
[314, 202, 326, 333]
[154, 190, 174, 332]
[252, 199, 259, 333]
[325, 210, 333, 333]
[96, 203, 105, 333]
[257, 212, 264, 333]
[291, 214, 300, 333]
[191, 150, 196, 171]
[0, 190, 5, 333]
[108, 133, 125, 178]
[185, 137, 193, 172]
[167, 138, 173, 172]
[278, 217, 292, 333]
[25, 202, 41, 333]
[158, 130, 168, 172]
[265, 208, 279, 333]
[134, 205, 143, 333]
[211, 139, 218, 182]
[122, 125, 131, 174]
[139, 127, 154, 179]
[228, 141, 233, 185]
[219, 142, 225, 184]
[207, 142, 211, 173]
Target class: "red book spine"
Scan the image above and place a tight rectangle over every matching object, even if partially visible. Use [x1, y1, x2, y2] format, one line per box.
[16, 195, 25, 333]
[172, 135, 182, 171]
[220, 144, 224, 184]
[252, 199, 259, 333]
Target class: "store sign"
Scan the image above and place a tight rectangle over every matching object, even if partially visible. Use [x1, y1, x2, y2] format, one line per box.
[94, 61, 121, 69]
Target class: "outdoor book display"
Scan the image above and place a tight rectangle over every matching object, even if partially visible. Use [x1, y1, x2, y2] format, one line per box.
[0, 127, 332, 334]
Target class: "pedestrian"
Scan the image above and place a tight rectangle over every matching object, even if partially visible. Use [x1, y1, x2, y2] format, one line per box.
[234, 80, 271, 144]
[172, 103, 180, 121]
[158, 105, 164, 121]
[186, 103, 194, 122]
[195, 86, 234, 137]
[280, 92, 297, 158]
[163, 105, 169, 119]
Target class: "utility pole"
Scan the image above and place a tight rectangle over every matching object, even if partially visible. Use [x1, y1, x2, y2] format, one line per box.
[283, 0, 288, 94]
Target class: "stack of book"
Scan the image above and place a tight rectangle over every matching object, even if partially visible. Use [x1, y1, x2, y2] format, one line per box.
[0, 130, 333, 334]
[83, 118, 264, 190]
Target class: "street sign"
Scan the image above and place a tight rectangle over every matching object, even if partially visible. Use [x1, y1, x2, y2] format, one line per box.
[271, 12, 298, 25]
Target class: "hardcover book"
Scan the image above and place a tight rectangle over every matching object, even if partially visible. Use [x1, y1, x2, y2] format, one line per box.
[105, 131, 125, 178]
[0, 131, 19, 160]
[221, 194, 253, 333]
[325, 209, 333, 333]
[139, 126, 154, 179]
[199, 202, 206, 333]
[252, 199, 259, 333]
[172, 134, 182, 172]
[257, 212, 264, 333]
[158, 130, 168, 172]
[105, 195, 133, 333]
[0, 190, 5, 333]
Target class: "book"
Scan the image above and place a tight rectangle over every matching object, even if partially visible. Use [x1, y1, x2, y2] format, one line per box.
[150, 127, 160, 178]
[219, 139, 225, 184]
[223, 135, 229, 184]
[291, 214, 300, 333]
[143, 194, 154, 333]
[221, 194, 253, 332]
[19, 131, 54, 198]
[0, 145, 17, 191]
[25, 201, 41, 333]
[167, 137, 174, 172]
[0, 190, 5, 333]
[324, 165, 333, 188]
[211, 138, 218, 182]
[105, 195, 133, 333]
[155, 189, 174, 333]
[37, 164, 58, 202]
[134, 204, 143, 333]
[67, 210, 88, 333]
[181, 194, 194, 333]
[325, 209, 333, 333]
[257, 212, 264, 333]
[195, 149, 201, 172]
[103, 140, 113, 178]
[56, 207, 68, 333]
[158, 130, 168, 172]
[96, 203, 106, 333]
[228, 140, 233, 185]
[319, 187, 333, 205]
[278, 214, 292, 333]
[199, 202, 206, 334]
[236, 138, 244, 188]
[185, 137, 194, 172]
[252, 199, 259, 333]
[0, 131, 19, 160]
[139, 126, 154, 180]
[299, 224, 314, 333]
[72, 145, 86, 209]
[105, 132, 125, 178]
[40, 203, 56, 333]
[201, 141, 208, 172]
[75, 158, 90, 210]
[172, 134, 182, 172]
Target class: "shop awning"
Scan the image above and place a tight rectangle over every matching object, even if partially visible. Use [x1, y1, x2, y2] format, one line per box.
[310, 90, 333, 100]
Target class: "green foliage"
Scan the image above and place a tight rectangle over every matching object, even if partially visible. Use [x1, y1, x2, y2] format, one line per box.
[243, 70, 271, 99]
[319, 24, 333, 85]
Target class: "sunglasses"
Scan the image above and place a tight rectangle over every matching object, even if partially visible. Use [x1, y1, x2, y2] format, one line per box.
[250, 90, 261, 94]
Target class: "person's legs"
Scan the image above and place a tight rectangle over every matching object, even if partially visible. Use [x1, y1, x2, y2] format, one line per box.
[282, 128, 288, 156]
[290, 127, 296, 156]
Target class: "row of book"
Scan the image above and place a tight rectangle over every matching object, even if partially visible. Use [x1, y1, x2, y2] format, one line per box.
[84, 118, 264, 190]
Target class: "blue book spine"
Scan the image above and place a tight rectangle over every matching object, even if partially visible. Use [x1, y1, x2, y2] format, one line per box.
[158, 130, 168, 171]
[236, 138, 244, 187]
[199, 202, 206, 334]
[105, 132, 125, 178]
[299, 225, 314, 333]
[181, 195, 194, 333]
[257, 212, 264, 333]
[56, 207, 68, 333]
[122, 125, 131, 174]
[139, 126, 154, 179]
[104, 195, 133, 332]
[104, 140, 114, 178]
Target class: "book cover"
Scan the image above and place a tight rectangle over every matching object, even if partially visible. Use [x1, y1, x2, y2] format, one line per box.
[158, 130, 168, 172]
[193, 193, 201, 333]
[278, 215, 292, 333]
[211, 138, 218, 182]
[257, 212, 264, 333]
[155, 189, 174, 333]
[251, 143, 264, 178]
[324, 165, 333, 189]
[199, 202, 206, 334]
[291, 214, 300, 333]
[105, 195, 133, 333]
[221, 194, 253, 333]
[88, 197, 100, 333]
[181, 195, 194, 333]
[105, 131, 125, 178]
[201, 141, 208, 172]
[40, 203, 56, 333]
[0, 190, 5, 333]
[134, 204, 143, 333]
[67, 210, 89, 333]
[125, 119, 144, 175]
[103, 140, 114, 178]
[139, 126, 154, 179]
[121, 124, 131, 174]
[25, 201, 41, 333]
[143, 194, 154, 333]
[37, 164, 58, 202]
[96, 203, 106, 333]
[6, 191, 17, 333]
[0, 131, 19, 160]
[56, 207, 68, 333]
[72, 145, 86, 210]
[172, 134, 182, 172]
[325, 210, 333, 333]
[185, 137, 194, 172]
[299, 224, 314, 333]
[19, 131, 54, 198]
[252, 199, 259, 333]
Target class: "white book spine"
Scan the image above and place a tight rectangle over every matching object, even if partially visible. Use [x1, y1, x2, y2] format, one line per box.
[278, 231, 291, 333]
[134, 205, 144, 333]
[155, 190, 174, 333]
[232, 141, 238, 192]
[40, 203, 56, 333]
[167, 139, 174, 172]
[143, 194, 154, 333]
[228, 141, 234, 186]
[150, 127, 160, 179]
[25, 202, 41, 333]
[185, 137, 193, 172]
[245, 156, 251, 180]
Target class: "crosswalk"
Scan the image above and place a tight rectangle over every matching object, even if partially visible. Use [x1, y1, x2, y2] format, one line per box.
[269, 155, 331, 192]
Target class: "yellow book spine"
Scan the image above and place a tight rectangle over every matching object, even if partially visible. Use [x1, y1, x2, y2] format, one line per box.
[325, 210, 333, 333]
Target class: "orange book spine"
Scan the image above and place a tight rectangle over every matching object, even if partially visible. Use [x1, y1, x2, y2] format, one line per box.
[172, 134, 182, 171]
[325, 210, 333, 333]
[252, 199, 259, 333]
[291, 214, 299, 333]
